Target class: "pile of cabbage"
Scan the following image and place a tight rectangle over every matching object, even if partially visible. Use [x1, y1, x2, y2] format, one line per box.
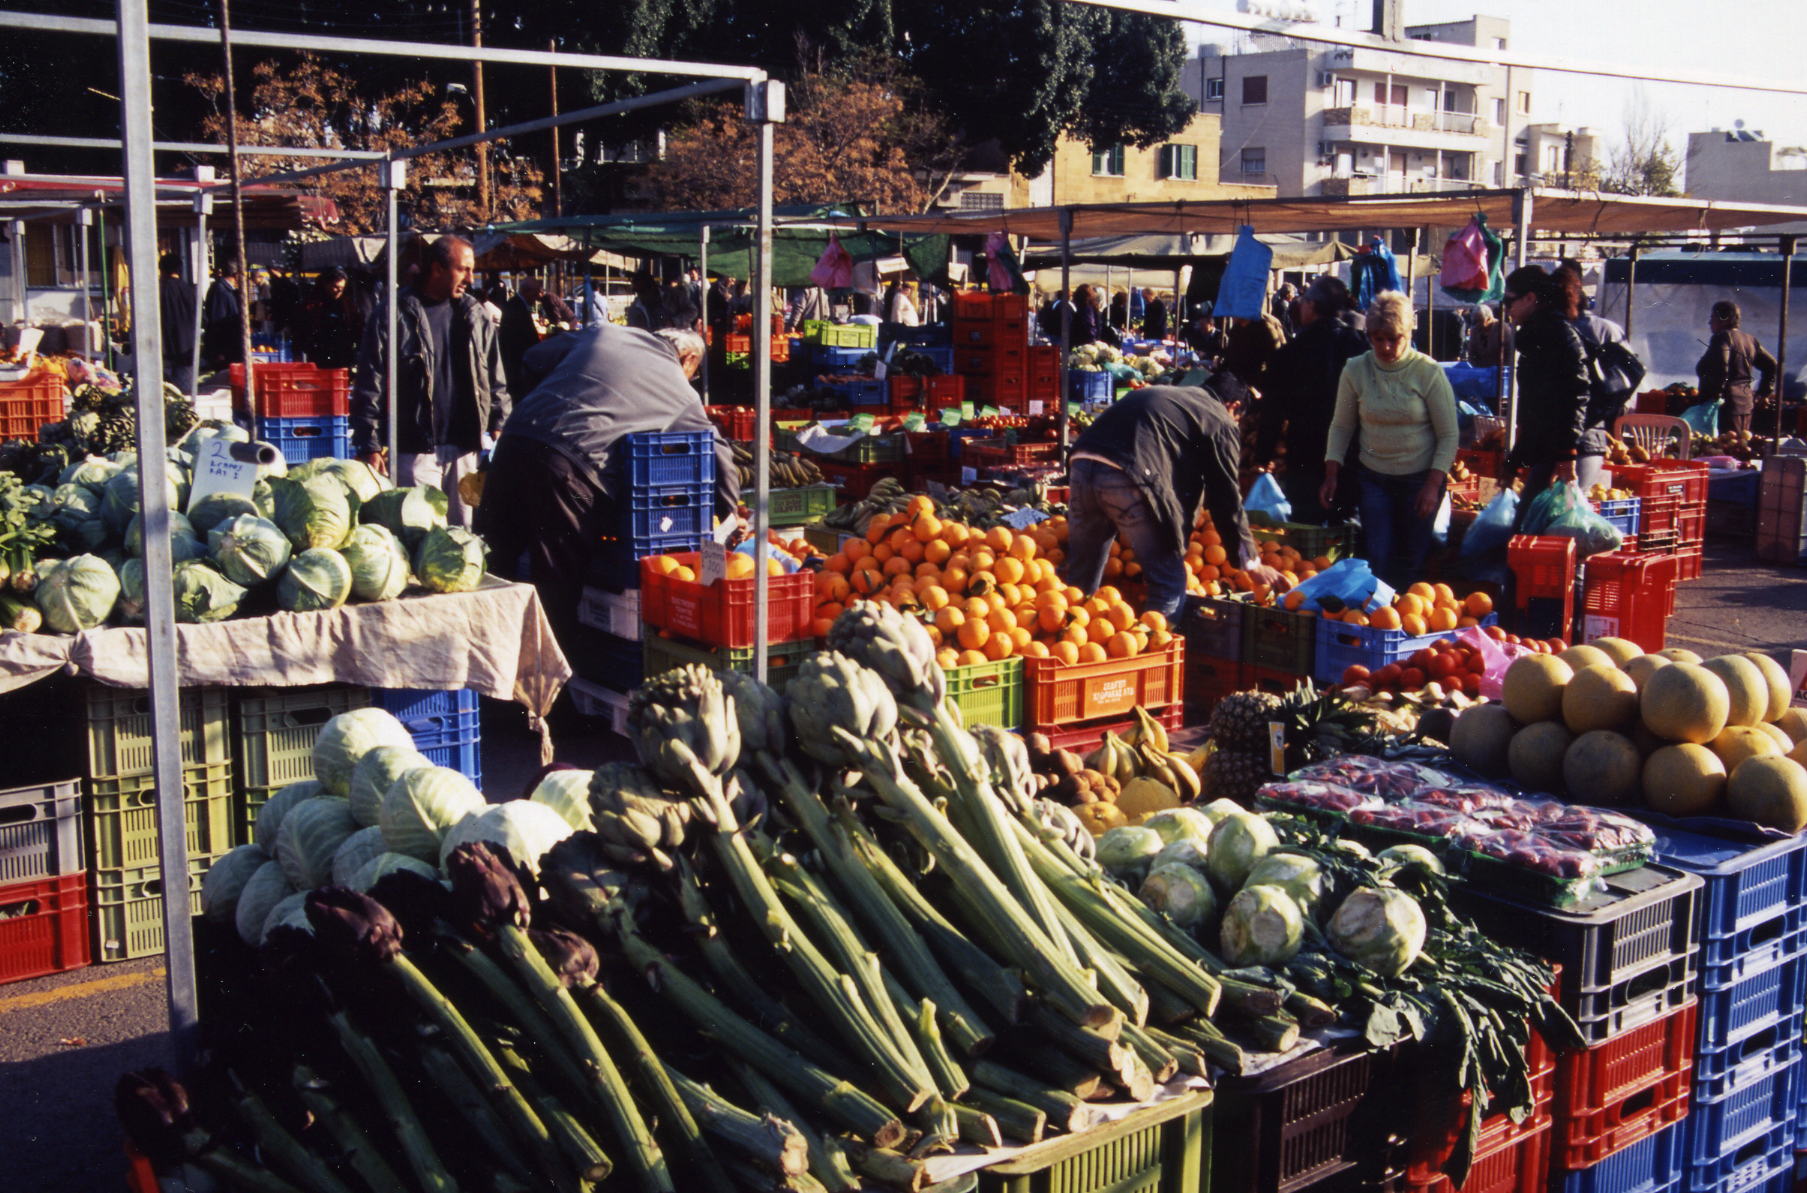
[17, 422, 488, 633]
[1097, 803, 1431, 978]
[201, 706, 587, 947]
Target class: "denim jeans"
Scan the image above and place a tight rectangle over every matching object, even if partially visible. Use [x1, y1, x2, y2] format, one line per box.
[1357, 464, 1440, 590]
[1062, 459, 1190, 623]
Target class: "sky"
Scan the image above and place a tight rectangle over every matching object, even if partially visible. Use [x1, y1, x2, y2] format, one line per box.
[1196, 0, 1807, 169]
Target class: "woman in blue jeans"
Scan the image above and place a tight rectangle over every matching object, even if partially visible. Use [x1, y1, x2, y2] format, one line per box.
[1319, 292, 1459, 589]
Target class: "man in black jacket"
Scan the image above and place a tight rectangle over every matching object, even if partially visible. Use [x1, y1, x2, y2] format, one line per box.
[1500, 265, 1590, 526]
[1065, 382, 1284, 624]
[1256, 277, 1369, 524]
[158, 253, 196, 393]
[200, 263, 244, 372]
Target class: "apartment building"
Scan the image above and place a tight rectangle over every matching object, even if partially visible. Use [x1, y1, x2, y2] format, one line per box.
[1684, 128, 1807, 233]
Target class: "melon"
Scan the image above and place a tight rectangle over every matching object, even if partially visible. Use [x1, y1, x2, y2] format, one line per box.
[1792, 740, 1807, 768]
[1589, 637, 1644, 667]
[1563, 731, 1643, 806]
[1709, 726, 1780, 773]
[1742, 653, 1792, 723]
[1450, 704, 1516, 776]
[1725, 756, 1807, 833]
[1562, 665, 1640, 734]
[1642, 744, 1726, 817]
[1656, 648, 1703, 664]
[1503, 655, 1573, 725]
[1558, 644, 1617, 673]
[1509, 722, 1574, 793]
[1641, 663, 1731, 744]
[1630, 722, 1668, 757]
[1624, 654, 1672, 691]
[1702, 656, 1770, 728]
[1756, 723, 1795, 753]
[1779, 709, 1807, 745]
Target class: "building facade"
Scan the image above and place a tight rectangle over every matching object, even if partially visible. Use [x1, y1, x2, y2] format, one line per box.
[1685, 129, 1807, 233]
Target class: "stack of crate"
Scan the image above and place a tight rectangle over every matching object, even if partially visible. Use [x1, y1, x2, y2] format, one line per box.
[1507, 534, 1578, 642]
[951, 292, 1029, 409]
[1754, 453, 1807, 566]
[230, 362, 353, 465]
[1618, 460, 1710, 581]
[0, 775, 87, 984]
[637, 550, 820, 693]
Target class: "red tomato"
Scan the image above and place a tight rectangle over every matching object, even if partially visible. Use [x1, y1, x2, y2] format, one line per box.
[1342, 664, 1372, 686]
[1485, 625, 1507, 641]
[1429, 654, 1460, 678]
[1374, 664, 1403, 687]
[1399, 667, 1426, 690]
[1467, 653, 1488, 674]
[1408, 649, 1436, 670]
[1460, 672, 1481, 695]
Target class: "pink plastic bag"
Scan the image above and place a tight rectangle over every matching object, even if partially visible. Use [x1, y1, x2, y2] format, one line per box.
[1439, 219, 1491, 293]
[1456, 624, 1531, 701]
[810, 234, 854, 288]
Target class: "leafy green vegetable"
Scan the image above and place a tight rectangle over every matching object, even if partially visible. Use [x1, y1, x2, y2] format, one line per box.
[413, 526, 486, 594]
[34, 554, 120, 632]
[277, 547, 353, 613]
[267, 474, 357, 551]
[380, 766, 485, 862]
[361, 485, 448, 549]
[313, 708, 416, 797]
[275, 796, 360, 888]
[170, 560, 247, 623]
[339, 523, 410, 602]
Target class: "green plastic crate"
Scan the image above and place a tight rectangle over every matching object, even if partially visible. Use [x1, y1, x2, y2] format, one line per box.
[946, 657, 1025, 730]
[1240, 605, 1317, 676]
[802, 524, 858, 555]
[747, 484, 839, 526]
[1251, 520, 1359, 563]
[234, 685, 370, 794]
[818, 323, 876, 349]
[89, 854, 212, 963]
[85, 761, 234, 871]
[976, 1088, 1210, 1193]
[780, 427, 905, 464]
[642, 633, 818, 692]
[84, 685, 230, 781]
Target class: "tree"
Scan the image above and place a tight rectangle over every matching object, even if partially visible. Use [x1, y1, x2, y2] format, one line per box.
[1601, 95, 1682, 197]
[185, 54, 544, 232]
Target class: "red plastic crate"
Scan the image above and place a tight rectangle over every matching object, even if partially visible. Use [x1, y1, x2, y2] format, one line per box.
[0, 371, 67, 439]
[639, 551, 815, 648]
[1631, 492, 1681, 540]
[952, 291, 997, 320]
[1459, 446, 1505, 480]
[704, 405, 756, 442]
[816, 459, 894, 501]
[1671, 545, 1702, 581]
[1618, 460, 1709, 511]
[1580, 552, 1676, 652]
[228, 362, 351, 418]
[1025, 640, 1185, 732]
[1407, 1122, 1551, 1193]
[1553, 1000, 1695, 1170]
[925, 375, 967, 409]
[964, 439, 1061, 469]
[1184, 652, 1242, 721]
[1034, 704, 1182, 754]
[1406, 1023, 1556, 1186]
[888, 375, 924, 406]
[904, 431, 949, 465]
[1672, 504, 1704, 546]
[1028, 345, 1061, 386]
[722, 333, 790, 362]
[0, 871, 90, 985]
[1508, 534, 1576, 620]
[957, 345, 1027, 378]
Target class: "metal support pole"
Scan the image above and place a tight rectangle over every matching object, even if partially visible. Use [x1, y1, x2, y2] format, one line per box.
[581, 257, 592, 328]
[382, 159, 405, 471]
[1624, 243, 1639, 341]
[1505, 188, 1532, 454]
[1425, 248, 1437, 358]
[8, 220, 25, 324]
[117, 0, 198, 1072]
[471, 0, 489, 223]
[1058, 208, 1073, 453]
[76, 208, 94, 351]
[748, 81, 782, 684]
[1171, 266, 1181, 346]
[190, 192, 211, 399]
[1776, 236, 1795, 445]
[699, 224, 711, 403]
[546, 39, 560, 219]
[97, 206, 113, 368]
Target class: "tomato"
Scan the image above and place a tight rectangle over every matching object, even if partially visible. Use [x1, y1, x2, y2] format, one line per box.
[1484, 625, 1507, 641]
[1467, 653, 1488, 674]
[1399, 667, 1426, 690]
[1374, 664, 1403, 687]
[1408, 649, 1436, 670]
[1342, 664, 1372, 686]
[1428, 654, 1460, 678]
[1460, 672, 1481, 695]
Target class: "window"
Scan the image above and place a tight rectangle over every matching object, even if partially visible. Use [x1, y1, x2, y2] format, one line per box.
[1517, 91, 1532, 115]
[1514, 152, 1528, 177]
[1493, 37, 1507, 50]
[1159, 144, 1198, 181]
[1492, 160, 1504, 185]
[1242, 75, 1268, 105]
[1373, 82, 1407, 107]
[1090, 145, 1125, 177]
[1335, 78, 1356, 106]
[1493, 98, 1506, 125]
[1545, 145, 1561, 173]
[1240, 148, 1267, 177]
[959, 190, 1003, 211]
[1205, 77, 1225, 101]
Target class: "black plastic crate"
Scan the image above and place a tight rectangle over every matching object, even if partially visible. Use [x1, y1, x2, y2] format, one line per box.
[1212, 1042, 1393, 1193]
[1242, 604, 1317, 676]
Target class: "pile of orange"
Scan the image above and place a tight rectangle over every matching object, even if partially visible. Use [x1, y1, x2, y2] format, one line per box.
[1293, 581, 1494, 633]
[810, 495, 1174, 669]
[1182, 512, 1331, 603]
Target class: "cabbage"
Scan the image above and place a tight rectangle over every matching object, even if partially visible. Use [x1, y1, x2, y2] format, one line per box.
[1096, 825, 1167, 885]
[340, 523, 410, 602]
[1243, 853, 1329, 921]
[1151, 838, 1212, 874]
[1220, 884, 1305, 967]
[254, 780, 326, 853]
[114, 557, 146, 622]
[1139, 863, 1219, 931]
[171, 559, 247, 622]
[103, 467, 182, 534]
[208, 514, 292, 585]
[173, 420, 250, 464]
[330, 825, 390, 887]
[200, 844, 271, 924]
[259, 891, 313, 944]
[1378, 844, 1446, 876]
[18, 484, 56, 520]
[530, 770, 595, 832]
[277, 548, 353, 612]
[1143, 807, 1215, 848]
[1196, 798, 1244, 826]
[1327, 888, 1428, 977]
[60, 457, 122, 493]
[361, 485, 449, 549]
[1205, 810, 1280, 893]
[413, 526, 486, 593]
[312, 707, 417, 796]
[348, 851, 439, 891]
[50, 485, 108, 551]
[349, 745, 432, 827]
[268, 474, 357, 551]
[187, 491, 260, 534]
[438, 801, 576, 875]
[380, 766, 485, 861]
[274, 796, 359, 889]
[293, 458, 389, 504]
[126, 511, 204, 562]
[34, 554, 120, 632]
[234, 861, 295, 946]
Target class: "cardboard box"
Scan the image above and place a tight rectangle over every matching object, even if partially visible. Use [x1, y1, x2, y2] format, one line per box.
[1790, 649, 1807, 707]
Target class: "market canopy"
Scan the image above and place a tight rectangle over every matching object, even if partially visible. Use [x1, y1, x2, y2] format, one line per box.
[1019, 233, 1363, 270]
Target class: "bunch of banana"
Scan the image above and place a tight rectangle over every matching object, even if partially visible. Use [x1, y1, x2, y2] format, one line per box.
[820, 477, 912, 533]
[1082, 708, 1202, 803]
[730, 442, 825, 488]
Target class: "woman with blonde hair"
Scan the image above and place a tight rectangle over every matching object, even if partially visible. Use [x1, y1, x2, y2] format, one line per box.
[1320, 290, 1458, 586]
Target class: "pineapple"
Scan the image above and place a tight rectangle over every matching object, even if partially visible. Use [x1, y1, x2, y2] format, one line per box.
[1206, 691, 1282, 752]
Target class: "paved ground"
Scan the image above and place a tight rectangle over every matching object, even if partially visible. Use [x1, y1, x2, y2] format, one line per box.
[4, 543, 1802, 1192]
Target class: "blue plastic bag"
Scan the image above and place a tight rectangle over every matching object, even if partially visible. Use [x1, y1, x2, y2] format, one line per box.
[1681, 400, 1720, 437]
[1461, 488, 1519, 560]
[1287, 558, 1395, 614]
[1430, 491, 1453, 547]
[1245, 472, 1292, 525]
[1214, 226, 1274, 321]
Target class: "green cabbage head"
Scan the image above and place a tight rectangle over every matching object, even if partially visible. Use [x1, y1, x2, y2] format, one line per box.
[530, 770, 596, 832]
[1142, 807, 1215, 848]
[1243, 852, 1330, 922]
[312, 707, 416, 796]
[209, 514, 292, 585]
[274, 796, 359, 889]
[413, 526, 486, 593]
[1327, 887, 1428, 977]
[349, 744, 432, 827]
[170, 560, 247, 623]
[361, 485, 448, 549]
[339, 523, 410, 602]
[126, 511, 205, 562]
[200, 843, 271, 925]
[277, 548, 353, 613]
[268, 474, 357, 551]
[187, 491, 260, 535]
[438, 800, 577, 875]
[234, 861, 295, 946]
[35, 555, 122, 632]
[1096, 825, 1166, 885]
[380, 766, 486, 862]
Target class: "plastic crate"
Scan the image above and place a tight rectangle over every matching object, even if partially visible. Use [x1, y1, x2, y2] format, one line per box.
[86, 762, 235, 872]
[251, 367, 349, 419]
[1028, 345, 1060, 385]
[944, 657, 1024, 730]
[1256, 521, 1361, 563]
[1213, 1042, 1392, 1193]
[816, 459, 896, 501]
[821, 377, 886, 407]
[0, 779, 82, 883]
[1508, 535, 1577, 604]
[973, 1087, 1207, 1193]
[0, 370, 67, 438]
[1684, 1122, 1793, 1193]
[90, 855, 210, 963]
[233, 684, 370, 796]
[257, 415, 351, 464]
[1553, 1000, 1695, 1170]
[1403, 1026, 1555, 1188]
[1617, 460, 1710, 511]
[963, 439, 1061, 471]
[925, 374, 967, 408]
[0, 871, 90, 984]
[1404, 1120, 1550, 1193]
[1182, 595, 1246, 661]
[1693, 956, 1805, 1101]
[372, 688, 482, 786]
[578, 584, 642, 641]
[1641, 823, 1807, 992]
[1312, 617, 1480, 686]
[704, 404, 756, 441]
[1243, 605, 1317, 676]
[749, 484, 837, 527]
[893, 325, 952, 348]
[1594, 496, 1642, 538]
[641, 633, 817, 693]
[1673, 505, 1705, 546]
[639, 551, 815, 648]
[1067, 370, 1113, 404]
[625, 431, 715, 490]
[1684, 1057, 1798, 1166]
[1183, 652, 1243, 722]
[1035, 704, 1182, 755]
[813, 345, 870, 370]
[564, 678, 631, 738]
[1580, 552, 1677, 653]
[566, 626, 644, 693]
[1025, 641, 1184, 733]
[85, 686, 232, 782]
[1555, 1121, 1683, 1193]
[1670, 545, 1702, 582]
[815, 323, 876, 350]
[623, 483, 713, 541]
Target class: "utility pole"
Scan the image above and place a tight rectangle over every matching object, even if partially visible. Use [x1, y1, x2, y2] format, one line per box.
[219, 0, 255, 416]
[472, 0, 490, 222]
[547, 39, 561, 219]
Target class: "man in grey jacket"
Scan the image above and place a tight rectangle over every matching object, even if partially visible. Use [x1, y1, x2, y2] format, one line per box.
[350, 236, 509, 526]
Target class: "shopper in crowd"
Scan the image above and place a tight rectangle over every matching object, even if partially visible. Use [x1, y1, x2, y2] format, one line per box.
[1258, 276, 1370, 525]
[788, 284, 830, 330]
[500, 277, 558, 394]
[1221, 310, 1286, 394]
[1465, 302, 1503, 366]
[201, 263, 245, 371]
[158, 253, 196, 393]
[625, 270, 667, 332]
[1697, 300, 1778, 438]
[1070, 284, 1106, 345]
[298, 268, 358, 370]
[1108, 289, 1130, 333]
[1270, 283, 1299, 339]
[881, 278, 920, 326]
[269, 267, 302, 347]
[1185, 313, 1228, 365]
[1320, 290, 1458, 588]
[1064, 382, 1285, 624]
[1554, 264, 1636, 490]
[478, 323, 736, 647]
[1037, 290, 1073, 342]
[1498, 264, 1590, 528]
[1143, 289, 1169, 341]
[350, 235, 509, 527]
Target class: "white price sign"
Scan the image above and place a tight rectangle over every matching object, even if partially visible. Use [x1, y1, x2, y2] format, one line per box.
[699, 540, 728, 586]
[186, 438, 270, 510]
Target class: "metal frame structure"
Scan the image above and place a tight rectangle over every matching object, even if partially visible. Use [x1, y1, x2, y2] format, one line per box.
[23, 2, 779, 1071]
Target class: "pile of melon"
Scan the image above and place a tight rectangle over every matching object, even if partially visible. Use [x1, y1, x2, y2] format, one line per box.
[1449, 638, 1807, 832]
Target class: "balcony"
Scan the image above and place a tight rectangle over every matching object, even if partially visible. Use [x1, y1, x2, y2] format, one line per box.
[1319, 174, 1486, 196]
[1320, 105, 1490, 152]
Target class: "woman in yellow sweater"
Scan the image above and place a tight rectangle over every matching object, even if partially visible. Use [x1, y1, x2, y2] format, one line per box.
[1318, 291, 1459, 588]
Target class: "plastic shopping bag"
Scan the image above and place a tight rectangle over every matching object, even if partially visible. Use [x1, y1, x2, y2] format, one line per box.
[1213, 226, 1274, 321]
[1440, 218, 1491, 294]
[1245, 472, 1292, 525]
[1461, 488, 1519, 560]
[1288, 558, 1395, 615]
[1681, 400, 1721, 438]
[1527, 482, 1623, 556]
[1456, 624, 1529, 701]
[1430, 491, 1453, 547]
[810, 234, 855, 288]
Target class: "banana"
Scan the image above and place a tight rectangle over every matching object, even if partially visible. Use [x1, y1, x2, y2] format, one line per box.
[1133, 705, 1170, 754]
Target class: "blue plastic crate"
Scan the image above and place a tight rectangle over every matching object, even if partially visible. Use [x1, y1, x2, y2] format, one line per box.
[1596, 496, 1642, 538]
[1684, 1119, 1794, 1193]
[813, 345, 870, 370]
[257, 415, 350, 464]
[893, 325, 951, 348]
[824, 378, 886, 406]
[945, 427, 993, 460]
[624, 431, 715, 490]
[1066, 369, 1112, 403]
[372, 688, 481, 786]
[903, 346, 955, 374]
[1685, 1057, 1799, 1166]
[1312, 614, 1498, 684]
[1559, 1122, 1684, 1193]
[1643, 824, 1807, 991]
[622, 484, 713, 541]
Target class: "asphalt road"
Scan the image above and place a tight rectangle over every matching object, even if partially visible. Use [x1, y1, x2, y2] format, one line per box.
[3, 543, 1803, 1193]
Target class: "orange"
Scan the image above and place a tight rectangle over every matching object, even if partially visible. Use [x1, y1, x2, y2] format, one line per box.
[1369, 605, 1401, 630]
[922, 624, 943, 647]
[985, 526, 1014, 552]
[1023, 640, 1051, 658]
[1106, 631, 1141, 659]
[986, 607, 1018, 634]
[812, 617, 836, 637]
[962, 596, 991, 620]
[941, 522, 971, 549]
[882, 555, 912, 578]
[1342, 608, 1369, 626]
[817, 572, 850, 603]
[1149, 628, 1174, 648]
[911, 514, 943, 543]
[994, 557, 1026, 586]
[923, 538, 952, 566]
[671, 565, 697, 583]
[1062, 623, 1090, 648]
[957, 619, 991, 651]
[906, 494, 936, 519]
[1283, 589, 1306, 612]
[1037, 602, 1068, 633]
[1464, 591, 1494, 618]
[1104, 604, 1135, 632]
[887, 526, 914, 553]
[1407, 581, 1435, 601]
[1139, 611, 1168, 633]
[1008, 626, 1033, 651]
[1457, 615, 1479, 628]
[871, 543, 893, 564]
[1051, 640, 1080, 664]
[849, 568, 885, 596]
[969, 548, 998, 572]
[1008, 536, 1037, 562]
[941, 566, 969, 594]
[1433, 583, 1457, 605]
[1077, 642, 1108, 664]
[936, 648, 960, 668]
[969, 571, 998, 595]
[919, 584, 950, 611]
[645, 554, 680, 576]
[1103, 557, 1124, 579]
[1400, 612, 1427, 637]
[956, 649, 987, 667]
[866, 514, 893, 544]
[982, 634, 1013, 662]
[1393, 593, 1424, 619]
[934, 606, 965, 635]
[843, 539, 871, 563]
[897, 538, 925, 565]
[1428, 606, 1458, 632]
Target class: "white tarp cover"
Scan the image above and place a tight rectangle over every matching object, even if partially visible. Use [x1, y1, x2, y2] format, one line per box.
[1598, 260, 1805, 397]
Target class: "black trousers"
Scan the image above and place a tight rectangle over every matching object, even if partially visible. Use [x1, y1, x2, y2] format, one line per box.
[476, 436, 610, 650]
